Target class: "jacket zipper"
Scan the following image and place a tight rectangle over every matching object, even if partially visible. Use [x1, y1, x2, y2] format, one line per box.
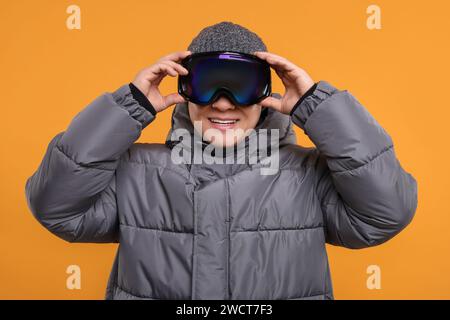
[191, 186, 198, 300]
[225, 178, 232, 299]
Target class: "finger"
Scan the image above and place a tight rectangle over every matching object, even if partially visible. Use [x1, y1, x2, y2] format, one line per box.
[259, 96, 282, 112]
[152, 73, 165, 86]
[255, 52, 300, 85]
[160, 60, 189, 75]
[143, 51, 191, 80]
[141, 51, 191, 77]
[155, 62, 178, 77]
[163, 92, 187, 108]
[265, 56, 295, 72]
[159, 62, 179, 77]
[274, 68, 291, 87]
[174, 50, 192, 62]
[161, 50, 192, 63]
[253, 51, 296, 73]
[254, 51, 290, 62]
[141, 63, 174, 82]
[141, 61, 184, 88]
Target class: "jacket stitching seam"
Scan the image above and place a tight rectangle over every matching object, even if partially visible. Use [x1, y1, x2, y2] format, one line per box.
[113, 283, 328, 300]
[121, 161, 314, 181]
[225, 178, 232, 299]
[120, 161, 311, 181]
[54, 144, 115, 172]
[285, 291, 331, 300]
[192, 190, 199, 299]
[331, 144, 394, 175]
[119, 161, 191, 180]
[231, 225, 323, 233]
[114, 283, 161, 300]
[119, 223, 323, 233]
[120, 222, 193, 234]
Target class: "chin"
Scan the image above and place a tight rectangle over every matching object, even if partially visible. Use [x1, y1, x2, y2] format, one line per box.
[204, 134, 245, 149]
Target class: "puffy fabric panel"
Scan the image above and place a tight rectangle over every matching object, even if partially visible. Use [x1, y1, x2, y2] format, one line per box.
[230, 228, 330, 299]
[25, 80, 417, 300]
[118, 226, 193, 299]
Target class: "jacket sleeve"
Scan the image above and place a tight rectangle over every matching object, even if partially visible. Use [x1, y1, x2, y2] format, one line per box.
[25, 84, 156, 243]
[291, 81, 418, 249]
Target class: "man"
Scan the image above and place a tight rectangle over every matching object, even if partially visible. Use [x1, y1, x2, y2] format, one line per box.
[25, 21, 417, 300]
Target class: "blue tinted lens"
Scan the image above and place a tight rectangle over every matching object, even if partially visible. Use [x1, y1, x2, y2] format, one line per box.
[180, 52, 270, 105]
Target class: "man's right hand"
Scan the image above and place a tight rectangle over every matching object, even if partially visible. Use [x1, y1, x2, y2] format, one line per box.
[132, 50, 191, 113]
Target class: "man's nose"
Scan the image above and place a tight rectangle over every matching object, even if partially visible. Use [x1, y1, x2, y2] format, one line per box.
[211, 95, 236, 111]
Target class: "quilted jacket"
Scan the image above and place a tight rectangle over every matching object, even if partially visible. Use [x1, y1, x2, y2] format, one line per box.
[25, 80, 418, 299]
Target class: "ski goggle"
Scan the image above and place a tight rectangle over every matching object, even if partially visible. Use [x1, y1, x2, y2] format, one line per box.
[178, 51, 271, 106]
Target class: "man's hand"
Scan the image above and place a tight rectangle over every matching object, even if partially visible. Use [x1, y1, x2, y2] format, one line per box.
[132, 50, 191, 113]
[253, 51, 315, 115]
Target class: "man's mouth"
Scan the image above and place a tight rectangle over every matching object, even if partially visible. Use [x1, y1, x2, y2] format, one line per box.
[208, 118, 239, 131]
[208, 118, 239, 125]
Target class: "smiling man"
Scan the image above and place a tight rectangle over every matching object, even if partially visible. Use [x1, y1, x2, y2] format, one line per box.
[25, 21, 418, 300]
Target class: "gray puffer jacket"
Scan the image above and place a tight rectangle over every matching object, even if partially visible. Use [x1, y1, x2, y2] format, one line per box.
[25, 80, 418, 300]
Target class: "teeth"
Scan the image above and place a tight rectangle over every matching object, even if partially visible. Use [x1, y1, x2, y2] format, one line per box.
[210, 118, 237, 124]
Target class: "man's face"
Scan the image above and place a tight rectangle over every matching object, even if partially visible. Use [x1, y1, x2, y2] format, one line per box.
[188, 96, 262, 148]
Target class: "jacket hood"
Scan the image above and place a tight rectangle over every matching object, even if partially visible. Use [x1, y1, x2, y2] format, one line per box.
[164, 93, 297, 164]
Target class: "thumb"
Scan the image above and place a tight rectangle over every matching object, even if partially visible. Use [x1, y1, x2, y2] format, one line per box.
[163, 93, 187, 108]
[260, 96, 282, 112]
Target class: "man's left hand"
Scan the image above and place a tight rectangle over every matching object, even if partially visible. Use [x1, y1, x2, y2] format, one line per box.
[253, 51, 315, 115]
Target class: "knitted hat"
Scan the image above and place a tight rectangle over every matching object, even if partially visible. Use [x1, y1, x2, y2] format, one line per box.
[187, 21, 267, 54]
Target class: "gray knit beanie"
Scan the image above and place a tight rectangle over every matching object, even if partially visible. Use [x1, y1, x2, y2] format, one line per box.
[187, 21, 267, 54]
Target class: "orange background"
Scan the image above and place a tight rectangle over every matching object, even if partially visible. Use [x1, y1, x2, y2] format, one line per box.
[1, 0, 449, 299]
